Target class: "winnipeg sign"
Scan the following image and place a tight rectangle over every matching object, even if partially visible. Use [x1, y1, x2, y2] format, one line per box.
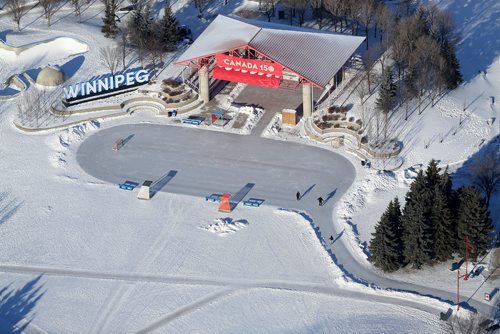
[63, 68, 150, 105]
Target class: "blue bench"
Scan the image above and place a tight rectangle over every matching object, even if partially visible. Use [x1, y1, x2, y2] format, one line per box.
[119, 181, 139, 190]
[205, 193, 222, 202]
[243, 198, 265, 207]
[182, 117, 205, 125]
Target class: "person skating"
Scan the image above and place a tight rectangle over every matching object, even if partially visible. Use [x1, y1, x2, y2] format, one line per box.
[296, 191, 300, 200]
[318, 197, 323, 206]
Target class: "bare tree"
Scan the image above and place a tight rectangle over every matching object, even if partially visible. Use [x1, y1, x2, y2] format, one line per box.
[16, 91, 30, 125]
[194, 0, 205, 18]
[375, 4, 393, 49]
[323, 0, 344, 32]
[413, 35, 443, 112]
[6, 0, 27, 30]
[40, 0, 61, 26]
[362, 48, 377, 93]
[355, 80, 369, 123]
[72, 0, 83, 23]
[118, 28, 130, 70]
[18, 88, 49, 127]
[428, 3, 455, 46]
[295, 0, 308, 26]
[357, 0, 377, 49]
[262, 0, 275, 22]
[99, 46, 121, 74]
[310, 0, 325, 29]
[470, 153, 500, 207]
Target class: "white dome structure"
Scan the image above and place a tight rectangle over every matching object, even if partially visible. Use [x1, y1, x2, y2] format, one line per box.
[36, 66, 65, 86]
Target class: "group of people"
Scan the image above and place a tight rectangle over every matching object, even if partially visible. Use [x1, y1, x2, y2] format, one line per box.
[295, 191, 338, 243]
[296, 191, 324, 206]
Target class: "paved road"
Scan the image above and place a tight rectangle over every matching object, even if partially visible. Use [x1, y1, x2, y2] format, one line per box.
[77, 121, 494, 317]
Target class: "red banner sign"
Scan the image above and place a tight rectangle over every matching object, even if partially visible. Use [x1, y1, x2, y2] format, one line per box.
[216, 54, 283, 77]
[213, 67, 280, 88]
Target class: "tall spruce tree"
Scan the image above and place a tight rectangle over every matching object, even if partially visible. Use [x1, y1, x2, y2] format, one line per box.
[431, 187, 454, 261]
[440, 38, 462, 89]
[101, 0, 118, 38]
[456, 187, 494, 260]
[376, 68, 397, 115]
[402, 170, 432, 268]
[439, 167, 459, 249]
[369, 198, 403, 272]
[128, 0, 154, 64]
[376, 68, 396, 138]
[159, 5, 179, 52]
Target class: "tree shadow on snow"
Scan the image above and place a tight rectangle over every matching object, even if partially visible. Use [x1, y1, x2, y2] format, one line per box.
[0, 275, 45, 334]
[0, 193, 22, 226]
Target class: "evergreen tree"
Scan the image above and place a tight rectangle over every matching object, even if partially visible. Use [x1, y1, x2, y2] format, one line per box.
[440, 38, 462, 89]
[403, 66, 418, 100]
[101, 0, 118, 38]
[425, 159, 441, 190]
[376, 68, 396, 138]
[438, 167, 459, 249]
[159, 5, 179, 52]
[369, 198, 403, 272]
[128, 0, 154, 63]
[402, 170, 432, 268]
[376, 68, 397, 115]
[431, 187, 454, 261]
[456, 187, 494, 260]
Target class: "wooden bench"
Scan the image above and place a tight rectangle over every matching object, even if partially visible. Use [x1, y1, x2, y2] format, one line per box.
[205, 193, 222, 202]
[119, 181, 139, 190]
[243, 198, 265, 207]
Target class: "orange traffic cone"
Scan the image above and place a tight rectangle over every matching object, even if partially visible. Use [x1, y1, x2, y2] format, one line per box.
[218, 193, 232, 212]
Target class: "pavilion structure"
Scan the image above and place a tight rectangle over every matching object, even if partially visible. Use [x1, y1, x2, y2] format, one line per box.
[176, 15, 365, 118]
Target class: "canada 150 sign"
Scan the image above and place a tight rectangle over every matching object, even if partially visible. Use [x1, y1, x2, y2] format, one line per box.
[216, 54, 283, 77]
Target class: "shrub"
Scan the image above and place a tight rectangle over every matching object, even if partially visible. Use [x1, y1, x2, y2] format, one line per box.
[361, 136, 368, 144]
[334, 123, 341, 128]
[348, 116, 355, 122]
[318, 122, 329, 129]
[358, 129, 364, 135]
[170, 90, 182, 96]
[322, 115, 328, 122]
[341, 116, 347, 121]
[356, 119, 363, 125]
[163, 78, 182, 88]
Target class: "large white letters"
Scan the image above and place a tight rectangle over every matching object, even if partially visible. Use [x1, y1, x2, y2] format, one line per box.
[64, 68, 150, 100]
[63, 84, 80, 99]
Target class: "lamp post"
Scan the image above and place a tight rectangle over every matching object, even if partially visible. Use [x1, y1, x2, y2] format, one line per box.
[457, 269, 460, 311]
[464, 235, 469, 280]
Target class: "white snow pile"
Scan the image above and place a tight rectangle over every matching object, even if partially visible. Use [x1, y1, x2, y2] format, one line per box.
[215, 83, 247, 109]
[200, 217, 249, 236]
[47, 120, 100, 168]
[239, 105, 265, 131]
[267, 114, 282, 135]
[0, 36, 89, 69]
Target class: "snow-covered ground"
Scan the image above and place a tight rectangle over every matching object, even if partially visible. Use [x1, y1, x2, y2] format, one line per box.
[298, 0, 500, 309]
[0, 0, 498, 331]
